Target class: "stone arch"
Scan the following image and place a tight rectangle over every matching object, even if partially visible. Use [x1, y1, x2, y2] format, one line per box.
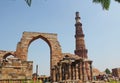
[28, 35, 51, 49]
[3, 53, 15, 60]
[0, 50, 15, 60]
[15, 32, 62, 69]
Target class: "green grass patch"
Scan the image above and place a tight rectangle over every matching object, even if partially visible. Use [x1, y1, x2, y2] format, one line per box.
[109, 80, 120, 83]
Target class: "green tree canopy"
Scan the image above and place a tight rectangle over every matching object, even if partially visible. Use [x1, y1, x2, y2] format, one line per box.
[25, 0, 120, 10]
[105, 68, 111, 74]
[93, 0, 120, 10]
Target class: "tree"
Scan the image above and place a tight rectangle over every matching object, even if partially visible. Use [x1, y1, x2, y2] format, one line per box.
[25, 0, 32, 7]
[25, 0, 120, 10]
[105, 68, 111, 74]
[93, 0, 120, 10]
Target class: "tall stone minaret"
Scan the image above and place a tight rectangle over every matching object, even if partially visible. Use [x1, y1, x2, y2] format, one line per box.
[74, 12, 88, 59]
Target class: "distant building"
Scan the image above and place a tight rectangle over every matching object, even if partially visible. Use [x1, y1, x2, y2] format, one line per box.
[112, 68, 120, 77]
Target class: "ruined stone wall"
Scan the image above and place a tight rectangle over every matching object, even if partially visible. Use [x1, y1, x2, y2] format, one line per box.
[0, 59, 33, 79]
[112, 68, 120, 77]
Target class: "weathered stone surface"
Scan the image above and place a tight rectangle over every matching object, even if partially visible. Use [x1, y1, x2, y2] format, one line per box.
[0, 58, 33, 79]
[112, 68, 120, 77]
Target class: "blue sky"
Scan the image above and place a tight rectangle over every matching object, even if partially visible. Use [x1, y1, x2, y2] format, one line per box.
[0, 0, 120, 76]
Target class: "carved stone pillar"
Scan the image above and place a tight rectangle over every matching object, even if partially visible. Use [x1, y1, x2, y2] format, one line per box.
[52, 67, 56, 82]
[65, 63, 69, 80]
[73, 64, 76, 80]
[78, 62, 80, 80]
[68, 63, 71, 80]
[82, 61, 86, 82]
[71, 65, 73, 80]
[65, 65, 67, 80]
[62, 64, 65, 80]
[56, 66, 59, 82]
[62, 64, 64, 80]
[80, 62, 82, 80]
[83, 61, 88, 82]
[59, 63, 62, 81]
[79, 62, 83, 80]
[55, 66, 57, 82]
[76, 64, 79, 80]
[89, 61, 93, 81]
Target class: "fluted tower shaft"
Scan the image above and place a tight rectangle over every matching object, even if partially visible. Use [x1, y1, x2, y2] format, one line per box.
[74, 12, 88, 59]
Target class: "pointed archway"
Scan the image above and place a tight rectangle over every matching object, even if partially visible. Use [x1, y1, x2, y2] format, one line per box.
[15, 32, 62, 79]
[28, 38, 50, 76]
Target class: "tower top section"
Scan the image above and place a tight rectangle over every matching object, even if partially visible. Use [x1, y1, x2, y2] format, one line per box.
[75, 12, 81, 23]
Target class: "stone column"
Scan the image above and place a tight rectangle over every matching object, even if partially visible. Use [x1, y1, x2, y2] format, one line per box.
[55, 67, 57, 82]
[82, 61, 86, 82]
[89, 61, 93, 81]
[83, 61, 88, 82]
[55, 66, 59, 82]
[68, 63, 71, 80]
[62, 64, 65, 80]
[73, 64, 75, 80]
[52, 67, 56, 82]
[71, 65, 73, 80]
[65, 65, 67, 80]
[79, 62, 83, 80]
[76, 64, 79, 80]
[78, 62, 80, 80]
[65, 64, 69, 80]
[59, 63, 62, 81]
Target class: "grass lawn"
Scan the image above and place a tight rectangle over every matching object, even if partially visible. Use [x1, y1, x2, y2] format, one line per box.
[109, 80, 120, 83]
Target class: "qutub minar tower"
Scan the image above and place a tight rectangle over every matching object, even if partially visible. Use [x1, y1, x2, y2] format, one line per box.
[74, 12, 93, 82]
[75, 12, 88, 59]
